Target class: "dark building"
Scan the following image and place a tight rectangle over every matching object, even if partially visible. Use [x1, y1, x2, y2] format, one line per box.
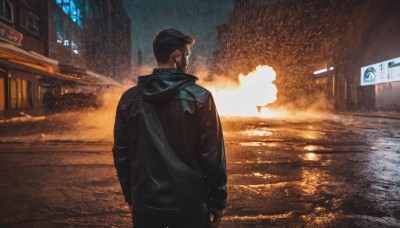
[311, 0, 400, 113]
[213, 0, 329, 107]
[85, 0, 132, 80]
[214, 0, 400, 113]
[308, 0, 399, 113]
[0, 0, 131, 118]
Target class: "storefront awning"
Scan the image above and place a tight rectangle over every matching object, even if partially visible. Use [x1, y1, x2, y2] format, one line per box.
[0, 42, 120, 87]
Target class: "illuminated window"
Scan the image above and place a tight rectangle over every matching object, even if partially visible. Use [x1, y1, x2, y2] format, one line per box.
[63, 16, 69, 45]
[10, 79, 31, 109]
[55, 12, 63, 43]
[71, 26, 82, 55]
[70, 0, 76, 21]
[72, 41, 78, 55]
[0, 0, 13, 23]
[62, 5, 69, 15]
[55, 0, 84, 28]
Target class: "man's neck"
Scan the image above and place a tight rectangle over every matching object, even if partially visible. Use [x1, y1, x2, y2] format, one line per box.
[158, 62, 177, 69]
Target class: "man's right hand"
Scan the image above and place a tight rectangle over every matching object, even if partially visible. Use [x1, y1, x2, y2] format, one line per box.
[210, 208, 224, 228]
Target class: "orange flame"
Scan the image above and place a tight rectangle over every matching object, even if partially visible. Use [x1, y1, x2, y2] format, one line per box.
[206, 65, 284, 117]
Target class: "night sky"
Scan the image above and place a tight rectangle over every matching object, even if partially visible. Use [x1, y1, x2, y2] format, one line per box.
[122, 0, 234, 72]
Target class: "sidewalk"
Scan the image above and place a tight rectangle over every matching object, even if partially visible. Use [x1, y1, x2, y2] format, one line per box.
[0, 114, 46, 124]
[335, 111, 400, 120]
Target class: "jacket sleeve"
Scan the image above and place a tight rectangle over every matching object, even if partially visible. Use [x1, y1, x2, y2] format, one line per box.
[198, 93, 227, 210]
[112, 100, 132, 205]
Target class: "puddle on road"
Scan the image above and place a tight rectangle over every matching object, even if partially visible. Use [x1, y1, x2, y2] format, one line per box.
[300, 212, 338, 226]
[300, 169, 322, 195]
[241, 128, 273, 137]
[224, 212, 294, 221]
[239, 141, 279, 147]
[236, 183, 288, 196]
[303, 145, 327, 152]
[240, 142, 269, 147]
[301, 130, 325, 140]
[301, 152, 320, 161]
[252, 172, 279, 179]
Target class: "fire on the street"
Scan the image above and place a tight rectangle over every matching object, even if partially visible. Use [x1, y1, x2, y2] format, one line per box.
[206, 65, 287, 118]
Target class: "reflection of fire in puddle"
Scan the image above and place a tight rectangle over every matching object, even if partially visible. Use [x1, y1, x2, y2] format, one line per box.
[253, 172, 278, 179]
[300, 211, 338, 226]
[304, 145, 317, 151]
[241, 129, 273, 137]
[302, 152, 320, 161]
[303, 132, 317, 139]
[303, 145, 329, 152]
[300, 169, 319, 195]
[224, 212, 293, 221]
[302, 131, 325, 140]
[240, 142, 269, 147]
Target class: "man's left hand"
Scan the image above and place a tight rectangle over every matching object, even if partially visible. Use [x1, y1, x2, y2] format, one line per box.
[210, 208, 224, 228]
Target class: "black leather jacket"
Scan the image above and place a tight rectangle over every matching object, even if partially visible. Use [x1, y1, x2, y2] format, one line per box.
[112, 68, 227, 217]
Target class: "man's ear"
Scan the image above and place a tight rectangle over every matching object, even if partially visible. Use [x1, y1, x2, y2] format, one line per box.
[173, 50, 181, 62]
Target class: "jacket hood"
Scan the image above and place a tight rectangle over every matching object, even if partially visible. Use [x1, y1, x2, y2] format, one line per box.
[138, 68, 198, 104]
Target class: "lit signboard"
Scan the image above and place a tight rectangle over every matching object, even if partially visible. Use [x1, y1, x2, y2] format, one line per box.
[0, 22, 23, 46]
[361, 57, 400, 86]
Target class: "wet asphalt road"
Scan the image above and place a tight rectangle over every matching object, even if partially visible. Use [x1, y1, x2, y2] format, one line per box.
[0, 114, 399, 227]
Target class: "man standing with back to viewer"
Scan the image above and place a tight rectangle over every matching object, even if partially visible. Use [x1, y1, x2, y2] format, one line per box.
[112, 29, 227, 228]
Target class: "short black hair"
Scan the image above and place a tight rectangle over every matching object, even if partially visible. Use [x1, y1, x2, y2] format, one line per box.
[153, 29, 195, 64]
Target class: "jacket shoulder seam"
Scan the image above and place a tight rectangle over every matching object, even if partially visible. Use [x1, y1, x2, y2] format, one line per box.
[181, 84, 210, 104]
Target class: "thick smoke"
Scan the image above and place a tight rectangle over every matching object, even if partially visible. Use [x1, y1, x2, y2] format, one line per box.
[55, 58, 334, 142]
[191, 58, 333, 119]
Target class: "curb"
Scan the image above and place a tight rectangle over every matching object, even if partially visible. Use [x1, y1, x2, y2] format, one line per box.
[0, 116, 46, 124]
[335, 112, 400, 120]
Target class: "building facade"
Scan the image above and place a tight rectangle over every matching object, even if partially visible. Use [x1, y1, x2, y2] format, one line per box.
[85, 0, 132, 79]
[214, 0, 400, 113]
[0, 0, 131, 118]
[313, 0, 400, 113]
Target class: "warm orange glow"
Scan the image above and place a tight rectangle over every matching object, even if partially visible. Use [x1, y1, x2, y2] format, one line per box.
[241, 129, 273, 137]
[239, 142, 269, 147]
[206, 65, 281, 117]
[303, 152, 319, 161]
[304, 145, 317, 152]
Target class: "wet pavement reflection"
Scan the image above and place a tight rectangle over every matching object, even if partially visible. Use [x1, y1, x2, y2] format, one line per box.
[0, 114, 399, 227]
[223, 116, 400, 227]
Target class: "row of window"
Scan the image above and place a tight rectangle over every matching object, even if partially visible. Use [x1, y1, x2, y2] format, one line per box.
[0, 0, 92, 67]
[0, 0, 12, 23]
[54, 0, 94, 57]
[10, 78, 31, 109]
[20, 6, 40, 36]
[0, 77, 5, 111]
[56, 0, 87, 29]
[0, 0, 40, 36]
[54, 9, 83, 56]
[0, 0, 92, 40]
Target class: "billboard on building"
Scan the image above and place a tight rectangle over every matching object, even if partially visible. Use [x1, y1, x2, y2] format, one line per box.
[361, 57, 400, 86]
[0, 23, 23, 46]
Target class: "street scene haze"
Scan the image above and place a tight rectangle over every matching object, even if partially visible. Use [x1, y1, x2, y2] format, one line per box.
[1, 0, 400, 227]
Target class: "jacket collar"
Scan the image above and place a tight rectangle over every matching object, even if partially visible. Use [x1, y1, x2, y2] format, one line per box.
[152, 68, 181, 74]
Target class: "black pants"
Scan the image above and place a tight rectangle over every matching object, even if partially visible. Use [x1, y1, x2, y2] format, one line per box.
[133, 205, 211, 228]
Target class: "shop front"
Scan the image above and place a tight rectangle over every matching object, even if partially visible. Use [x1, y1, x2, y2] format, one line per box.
[0, 42, 119, 118]
[0, 68, 6, 114]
